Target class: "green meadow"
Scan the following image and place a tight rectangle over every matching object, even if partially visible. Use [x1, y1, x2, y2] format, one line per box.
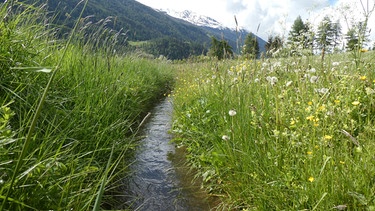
[1, 1, 375, 210]
[171, 53, 375, 210]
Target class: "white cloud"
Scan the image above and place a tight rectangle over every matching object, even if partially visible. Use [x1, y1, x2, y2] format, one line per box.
[136, 0, 375, 43]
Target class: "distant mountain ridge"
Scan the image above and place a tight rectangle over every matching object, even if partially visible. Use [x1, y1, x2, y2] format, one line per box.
[159, 9, 225, 29]
[19, 0, 266, 58]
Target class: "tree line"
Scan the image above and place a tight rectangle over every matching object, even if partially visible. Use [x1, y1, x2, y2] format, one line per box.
[209, 14, 374, 60]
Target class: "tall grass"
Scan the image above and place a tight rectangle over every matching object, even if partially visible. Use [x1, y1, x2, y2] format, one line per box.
[172, 52, 375, 210]
[0, 1, 174, 210]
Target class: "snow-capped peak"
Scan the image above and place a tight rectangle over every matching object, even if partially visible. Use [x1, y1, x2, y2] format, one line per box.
[159, 9, 225, 29]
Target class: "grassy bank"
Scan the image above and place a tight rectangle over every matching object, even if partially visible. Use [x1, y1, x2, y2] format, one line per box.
[171, 52, 375, 210]
[0, 2, 174, 210]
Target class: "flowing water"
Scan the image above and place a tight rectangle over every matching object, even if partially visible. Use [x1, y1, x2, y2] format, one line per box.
[124, 98, 218, 211]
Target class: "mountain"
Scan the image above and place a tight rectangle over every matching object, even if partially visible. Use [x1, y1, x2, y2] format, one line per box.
[159, 9, 225, 29]
[160, 9, 267, 53]
[21, 0, 266, 59]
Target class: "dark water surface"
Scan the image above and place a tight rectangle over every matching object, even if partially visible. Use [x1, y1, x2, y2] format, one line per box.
[124, 98, 217, 211]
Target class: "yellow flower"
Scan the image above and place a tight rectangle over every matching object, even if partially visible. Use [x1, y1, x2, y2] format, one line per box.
[306, 115, 315, 121]
[290, 119, 296, 125]
[334, 99, 340, 104]
[360, 76, 367, 81]
[308, 177, 314, 182]
[308, 101, 313, 105]
[340, 161, 345, 164]
[324, 135, 333, 140]
[317, 105, 326, 112]
[352, 101, 360, 106]
[307, 151, 313, 155]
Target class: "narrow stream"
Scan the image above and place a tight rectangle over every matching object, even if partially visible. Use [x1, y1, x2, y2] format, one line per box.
[124, 98, 217, 211]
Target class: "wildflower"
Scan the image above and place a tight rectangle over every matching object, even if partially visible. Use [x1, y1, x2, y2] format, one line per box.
[272, 129, 280, 137]
[308, 101, 313, 106]
[222, 135, 230, 141]
[339, 161, 345, 164]
[314, 88, 329, 95]
[228, 109, 237, 116]
[285, 81, 293, 87]
[308, 68, 316, 73]
[308, 177, 314, 182]
[307, 151, 313, 155]
[352, 101, 360, 106]
[306, 115, 315, 121]
[360, 76, 367, 81]
[317, 105, 326, 112]
[334, 99, 340, 104]
[309, 76, 319, 83]
[366, 87, 375, 95]
[324, 135, 333, 140]
[290, 119, 296, 125]
[332, 205, 347, 210]
[332, 62, 340, 66]
[266, 76, 278, 86]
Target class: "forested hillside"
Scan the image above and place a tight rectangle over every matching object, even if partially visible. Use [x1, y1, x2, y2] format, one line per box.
[21, 0, 265, 60]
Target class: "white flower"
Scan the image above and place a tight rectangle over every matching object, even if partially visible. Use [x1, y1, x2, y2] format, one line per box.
[309, 76, 319, 83]
[332, 62, 340, 66]
[266, 76, 278, 86]
[273, 61, 281, 67]
[314, 88, 329, 95]
[285, 81, 293, 87]
[308, 68, 316, 73]
[254, 78, 260, 83]
[222, 135, 230, 141]
[366, 87, 375, 95]
[229, 109, 237, 116]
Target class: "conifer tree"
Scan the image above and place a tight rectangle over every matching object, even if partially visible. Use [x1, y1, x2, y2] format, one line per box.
[288, 16, 309, 48]
[243, 33, 259, 59]
[316, 16, 334, 60]
[209, 36, 233, 60]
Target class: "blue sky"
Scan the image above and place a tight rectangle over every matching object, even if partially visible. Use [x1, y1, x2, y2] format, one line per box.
[137, 0, 375, 42]
[329, 0, 338, 5]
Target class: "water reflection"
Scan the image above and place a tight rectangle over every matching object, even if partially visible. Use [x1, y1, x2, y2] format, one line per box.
[124, 98, 217, 211]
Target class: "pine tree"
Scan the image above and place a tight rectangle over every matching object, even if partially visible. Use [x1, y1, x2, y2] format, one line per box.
[346, 28, 359, 51]
[243, 33, 259, 59]
[209, 37, 233, 60]
[316, 16, 334, 60]
[288, 16, 312, 55]
[288, 16, 309, 47]
[331, 21, 342, 51]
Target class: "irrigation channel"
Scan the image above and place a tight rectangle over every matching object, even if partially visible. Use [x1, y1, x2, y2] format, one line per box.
[123, 97, 218, 211]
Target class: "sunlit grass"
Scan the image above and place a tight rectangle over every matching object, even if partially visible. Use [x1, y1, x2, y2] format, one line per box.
[0, 2, 174, 210]
[172, 52, 375, 210]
